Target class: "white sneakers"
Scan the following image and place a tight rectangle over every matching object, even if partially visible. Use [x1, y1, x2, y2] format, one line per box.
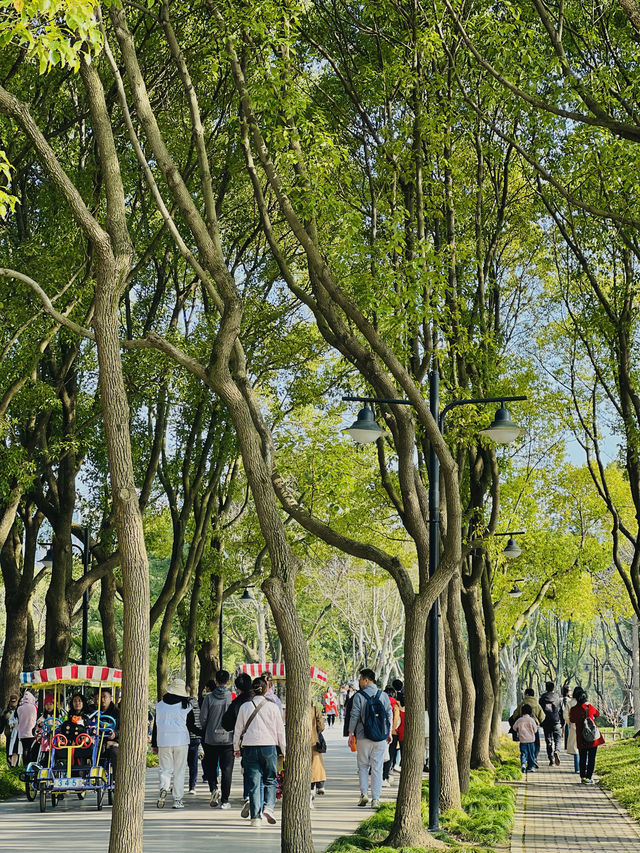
[263, 807, 277, 825]
[358, 794, 369, 807]
[157, 789, 167, 809]
[172, 801, 184, 809]
[382, 778, 391, 788]
[250, 817, 262, 827]
[241, 798, 251, 819]
[209, 789, 220, 807]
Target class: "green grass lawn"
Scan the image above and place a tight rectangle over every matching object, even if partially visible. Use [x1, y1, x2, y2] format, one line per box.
[595, 736, 640, 821]
[0, 750, 26, 800]
[326, 740, 519, 853]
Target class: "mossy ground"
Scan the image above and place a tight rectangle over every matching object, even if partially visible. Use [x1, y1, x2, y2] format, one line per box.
[326, 740, 519, 853]
[595, 736, 640, 821]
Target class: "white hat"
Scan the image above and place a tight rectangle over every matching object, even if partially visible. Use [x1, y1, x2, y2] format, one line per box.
[166, 678, 188, 698]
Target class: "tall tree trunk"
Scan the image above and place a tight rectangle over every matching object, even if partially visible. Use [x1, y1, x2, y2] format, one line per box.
[100, 569, 121, 668]
[482, 569, 502, 757]
[386, 600, 441, 849]
[438, 604, 461, 811]
[448, 577, 474, 793]
[0, 528, 29, 707]
[43, 520, 75, 666]
[94, 265, 149, 853]
[184, 554, 205, 696]
[442, 586, 462, 748]
[631, 614, 640, 725]
[462, 583, 494, 769]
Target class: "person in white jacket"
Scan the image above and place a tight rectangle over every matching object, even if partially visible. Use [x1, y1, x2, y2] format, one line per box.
[233, 677, 286, 827]
[152, 678, 200, 809]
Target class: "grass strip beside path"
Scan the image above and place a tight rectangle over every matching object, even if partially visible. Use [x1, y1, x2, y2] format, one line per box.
[0, 750, 25, 800]
[596, 736, 640, 821]
[326, 740, 519, 853]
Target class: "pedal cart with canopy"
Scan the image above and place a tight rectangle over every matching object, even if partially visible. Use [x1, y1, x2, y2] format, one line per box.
[20, 664, 121, 812]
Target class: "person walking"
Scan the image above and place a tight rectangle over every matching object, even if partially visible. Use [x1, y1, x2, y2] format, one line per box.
[152, 678, 200, 809]
[98, 687, 120, 781]
[186, 685, 202, 796]
[221, 672, 254, 817]
[233, 676, 286, 827]
[310, 702, 326, 807]
[200, 670, 234, 809]
[324, 687, 338, 727]
[512, 703, 539, 773]
[509, 688, 545, 766]
[539, 681, 564, 766]
[348, 668, 392, 809]
[263, 673, 283, 716]
[563, 686, 581, 774]
[569, 688, 605, 784]
[2, 693, 20, 766]
[382, 686, 401, 786]
[17, 691, 38, 766]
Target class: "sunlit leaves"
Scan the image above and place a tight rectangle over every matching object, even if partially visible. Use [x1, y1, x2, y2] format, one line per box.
[0, 0, 103, 73]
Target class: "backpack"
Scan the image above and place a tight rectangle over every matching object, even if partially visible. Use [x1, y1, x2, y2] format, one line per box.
[359, 689, 390, 742]
[541, 697, 560, 727]
[582, 711, 600, 744]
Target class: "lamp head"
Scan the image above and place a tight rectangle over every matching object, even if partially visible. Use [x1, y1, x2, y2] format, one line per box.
[480, 404, 522, 444]
[503, 537, 522, 559]
[240, 587, 255, 601]
[40, 546, 54, 570]
[508, 582, 523, 598]
[343, 406, 386, 444]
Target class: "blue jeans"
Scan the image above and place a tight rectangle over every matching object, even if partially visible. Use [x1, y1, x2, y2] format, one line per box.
[242, 745, 277, 819]
[519, 741, 536, 771]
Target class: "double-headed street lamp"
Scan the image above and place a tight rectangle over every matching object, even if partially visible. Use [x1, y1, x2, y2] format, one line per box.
[343, 370, 525, 831]
[41, 526, 91, 665]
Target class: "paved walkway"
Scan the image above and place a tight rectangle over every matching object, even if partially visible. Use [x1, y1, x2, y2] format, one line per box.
[511, 756, 640, 853]
[0, 725, 396, 852]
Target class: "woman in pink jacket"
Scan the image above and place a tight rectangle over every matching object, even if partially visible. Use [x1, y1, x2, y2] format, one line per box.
[17, 691, 38, 765]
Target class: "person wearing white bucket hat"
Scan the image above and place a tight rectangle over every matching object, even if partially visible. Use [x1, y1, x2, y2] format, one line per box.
[152, 678, 201, 809]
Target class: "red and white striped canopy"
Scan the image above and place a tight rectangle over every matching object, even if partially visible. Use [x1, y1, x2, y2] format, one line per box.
[239, 662, 327, 683]
[21, 665, 123, 688]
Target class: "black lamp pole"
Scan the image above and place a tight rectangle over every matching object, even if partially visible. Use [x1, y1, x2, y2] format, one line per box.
[344, 378, 526, 832]
[427, 369, 441, 832]
[81, 526, 90, 666]
[219, 599, 224, 672]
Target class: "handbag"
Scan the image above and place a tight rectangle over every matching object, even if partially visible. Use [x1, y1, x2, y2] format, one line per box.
[315, 730, 327, 753]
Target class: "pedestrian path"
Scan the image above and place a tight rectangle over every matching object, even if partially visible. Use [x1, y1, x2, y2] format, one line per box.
[511, 756, 640, 853]
[0, 724, 395, 852]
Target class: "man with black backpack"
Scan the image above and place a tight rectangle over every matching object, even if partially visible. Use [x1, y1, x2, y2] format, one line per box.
[348, 668, 393, 809]
[539, 681, 564, 767]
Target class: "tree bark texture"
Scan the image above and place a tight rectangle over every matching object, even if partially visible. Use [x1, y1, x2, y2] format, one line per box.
[386, 601, 443, 849]
[447, 576, 474, 793]
[462, 583, 494, 769]
[94, 275, 150, 853]
[100, 569, 122, 668]
[438, 603, 461, 812]
[482, 568, 502, 757]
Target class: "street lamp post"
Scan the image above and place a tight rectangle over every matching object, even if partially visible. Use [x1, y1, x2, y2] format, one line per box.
[343, 372, 526, 831]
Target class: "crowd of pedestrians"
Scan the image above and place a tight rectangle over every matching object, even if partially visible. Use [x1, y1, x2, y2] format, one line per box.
[509, 681, 606, 784]
[147, 666, 406, 823]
